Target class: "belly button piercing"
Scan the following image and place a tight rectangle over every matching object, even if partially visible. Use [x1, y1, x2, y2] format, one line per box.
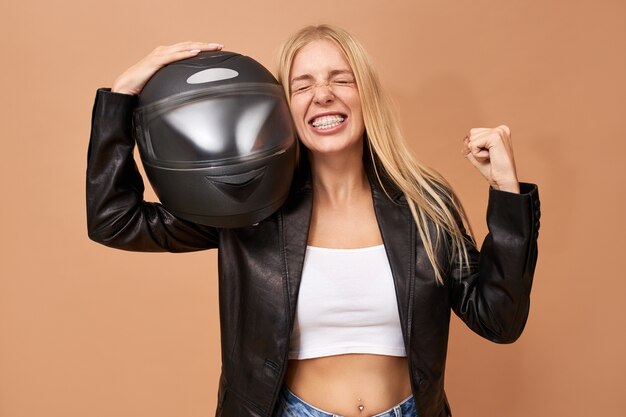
[357, 398, 364, 412]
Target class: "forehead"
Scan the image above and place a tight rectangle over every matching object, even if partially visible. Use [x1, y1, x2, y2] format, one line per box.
[290, 39, 352, 80]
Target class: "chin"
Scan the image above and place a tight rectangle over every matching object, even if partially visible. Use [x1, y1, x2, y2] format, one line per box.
[304, 138, 363, 157]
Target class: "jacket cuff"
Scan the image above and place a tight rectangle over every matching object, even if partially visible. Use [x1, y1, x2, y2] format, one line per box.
[94, 88, 138, 116]
[95, 87, 138, 103]
[91, 88, 139, 146]
[487, 182, 540, 240]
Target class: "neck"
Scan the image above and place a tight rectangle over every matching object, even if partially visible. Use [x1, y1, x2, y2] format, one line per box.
[307, 148, 369, 206]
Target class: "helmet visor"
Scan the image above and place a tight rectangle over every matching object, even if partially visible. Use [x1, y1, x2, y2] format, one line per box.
[134, 83, 294, 167]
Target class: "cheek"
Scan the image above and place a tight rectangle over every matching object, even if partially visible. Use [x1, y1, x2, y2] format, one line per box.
[344, 91, 363, 117]
[349, 100, 364, 128]
[293, 122, 308, 141]
[289, 116, 308, 140]
[288, 94, 307, 115]
[288, 100, 308, 133]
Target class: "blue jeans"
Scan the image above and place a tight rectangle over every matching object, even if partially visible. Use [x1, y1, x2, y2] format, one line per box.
[274, 384, 418, 417]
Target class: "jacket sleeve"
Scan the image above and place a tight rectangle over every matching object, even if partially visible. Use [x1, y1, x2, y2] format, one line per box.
[447, 183, 540, 343]
[86, 88, 219, 251]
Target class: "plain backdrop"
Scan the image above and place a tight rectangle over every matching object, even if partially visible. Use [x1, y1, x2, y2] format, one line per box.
[1, 0, 624, 416]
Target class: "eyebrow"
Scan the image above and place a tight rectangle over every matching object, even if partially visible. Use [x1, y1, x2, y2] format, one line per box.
[289, 69, 354, 86]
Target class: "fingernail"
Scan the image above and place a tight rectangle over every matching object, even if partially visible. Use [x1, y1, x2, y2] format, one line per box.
[190, 49, 201, 53]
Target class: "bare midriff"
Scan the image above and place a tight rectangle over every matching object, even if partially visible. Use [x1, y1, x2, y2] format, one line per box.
[284, 353, 413, 417]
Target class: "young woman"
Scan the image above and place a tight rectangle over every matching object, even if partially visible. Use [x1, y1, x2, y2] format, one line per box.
[87, 24, 539, 417]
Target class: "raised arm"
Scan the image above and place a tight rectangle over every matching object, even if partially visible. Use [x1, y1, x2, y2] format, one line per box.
[447, 126, 540, 343]
[86, 42, 224, 252]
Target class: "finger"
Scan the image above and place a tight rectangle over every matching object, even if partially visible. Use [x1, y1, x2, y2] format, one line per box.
[471, 126, 511, 146]
[150, 42, 222, 62]
[185, 42, 224, 52]
[462, 137, 487, 163]
[462, 135, 488, 157]
[464, 145, 489, 170]
[466, 135, 490, 160]
[469, 127, 492, 136]
[167, 49, 208, 61]
[168, 41, 224, 53]
[469, 126, 511, 149]
[467, 132, 489, 152]
[462, 136, 470, 155]
[472, 149, 490, 162]
[205, 42, 225, 49]
[150, 43, 224, 67]
[171, 44, 223, 59]
[496, 124, 511, 137]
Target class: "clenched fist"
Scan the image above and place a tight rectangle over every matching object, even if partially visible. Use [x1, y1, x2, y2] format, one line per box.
[462, 125, 520, 194]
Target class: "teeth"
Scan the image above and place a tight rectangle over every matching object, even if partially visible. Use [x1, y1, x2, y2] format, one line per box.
[312, 115, 345, 129]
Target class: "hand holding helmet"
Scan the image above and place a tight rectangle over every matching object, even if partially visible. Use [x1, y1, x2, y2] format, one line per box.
[112, 41, 224, 95]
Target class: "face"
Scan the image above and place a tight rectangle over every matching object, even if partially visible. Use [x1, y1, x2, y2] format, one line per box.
[288, 39, 365, 157]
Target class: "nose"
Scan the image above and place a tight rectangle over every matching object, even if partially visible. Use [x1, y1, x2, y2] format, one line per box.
[312, 83, 335, 104]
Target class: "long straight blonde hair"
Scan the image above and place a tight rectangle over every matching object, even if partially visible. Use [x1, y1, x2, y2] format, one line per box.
[277, 24, 473, 284]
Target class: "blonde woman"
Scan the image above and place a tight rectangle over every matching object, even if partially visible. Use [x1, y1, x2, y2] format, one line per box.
[87, 24, 539, 417]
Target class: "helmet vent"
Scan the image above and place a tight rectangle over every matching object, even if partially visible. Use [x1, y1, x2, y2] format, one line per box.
[186, 68, 239, 84]
[205, 167, 266, 202]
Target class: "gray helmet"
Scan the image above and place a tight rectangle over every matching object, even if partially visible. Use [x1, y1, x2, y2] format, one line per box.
[133, 51, 297, 228]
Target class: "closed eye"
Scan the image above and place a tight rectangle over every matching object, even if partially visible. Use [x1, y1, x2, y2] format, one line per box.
[332, 78, 355, 86]
[291, 84, 312, 94]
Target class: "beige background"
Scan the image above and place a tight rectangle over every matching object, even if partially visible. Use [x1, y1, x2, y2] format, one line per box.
[1, 0, 624, 416]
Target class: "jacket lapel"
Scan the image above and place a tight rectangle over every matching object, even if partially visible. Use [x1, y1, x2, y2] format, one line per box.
[279, 180, 313, 329]
[369, 174, 416, 345]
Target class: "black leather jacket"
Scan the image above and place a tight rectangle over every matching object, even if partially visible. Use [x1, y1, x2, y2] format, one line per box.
[86, 89, 540, 417]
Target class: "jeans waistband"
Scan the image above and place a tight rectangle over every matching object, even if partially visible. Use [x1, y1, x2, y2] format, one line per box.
[276, 384, 417, 417]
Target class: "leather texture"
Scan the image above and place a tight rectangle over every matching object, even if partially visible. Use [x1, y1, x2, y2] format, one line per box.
[86, 88, 540, 417]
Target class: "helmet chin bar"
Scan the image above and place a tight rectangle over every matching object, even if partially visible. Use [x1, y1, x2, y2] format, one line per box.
[134, 51, 297, 228]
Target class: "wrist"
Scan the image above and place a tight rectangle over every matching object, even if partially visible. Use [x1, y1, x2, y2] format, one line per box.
[112, 75, 140, 96]
[493, 180, 520, 194]
[111, 83, 137, 95]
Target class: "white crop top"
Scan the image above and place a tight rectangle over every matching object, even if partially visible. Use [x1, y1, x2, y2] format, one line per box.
[288, 244, 407, 360]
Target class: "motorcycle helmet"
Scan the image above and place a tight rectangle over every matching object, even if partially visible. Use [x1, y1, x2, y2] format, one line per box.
[133, 50, 297, 228]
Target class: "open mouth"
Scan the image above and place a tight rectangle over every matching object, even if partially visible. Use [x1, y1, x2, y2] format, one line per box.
[309, 114, 347, 130]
